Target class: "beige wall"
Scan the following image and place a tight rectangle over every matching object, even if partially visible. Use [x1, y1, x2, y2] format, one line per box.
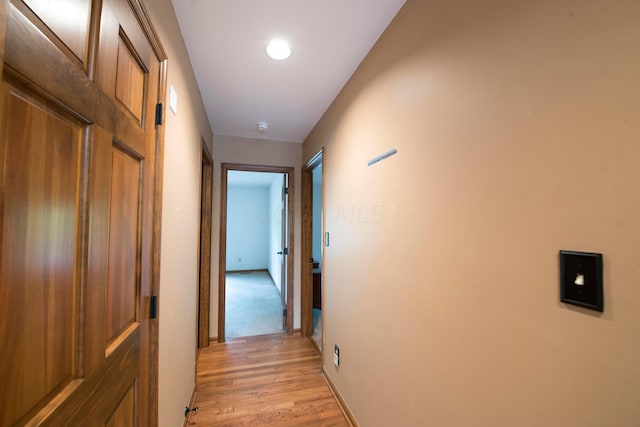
[304, 0, 640, 425]
[211, 135, 302, 333]
[143, 1, 213, 426]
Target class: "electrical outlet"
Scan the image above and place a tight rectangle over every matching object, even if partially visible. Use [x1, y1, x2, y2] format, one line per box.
[334, 345, 340, 367]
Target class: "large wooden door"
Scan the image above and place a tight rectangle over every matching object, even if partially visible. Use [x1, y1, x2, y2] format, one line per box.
[0, 0, 166, 425]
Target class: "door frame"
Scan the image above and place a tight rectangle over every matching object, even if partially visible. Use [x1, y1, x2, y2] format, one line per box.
[280, 174, 289, 330]
[301, 149, 323, 339]
[218, 163, 295, 342]
[0, 0, 6, 83]
[197, 140, 213, 348]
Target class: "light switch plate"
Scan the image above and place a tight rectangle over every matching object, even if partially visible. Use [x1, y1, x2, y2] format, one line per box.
[169, 85, 178, 115]
[324, 232, 330, 247]
[560, 250, 603, 312]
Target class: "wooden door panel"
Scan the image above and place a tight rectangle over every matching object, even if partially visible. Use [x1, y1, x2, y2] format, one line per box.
[95, 0, 118, 97]
[106, 146, 141, 344]
[115, 35, 145, 123]
[103, 0, 153, 64]
[84, 125, 111, 378]
[4, 3, 143, 147]
[0, 0, 164, 423]
[20, 0, 90, 64]
[38, 330, 140, 427]
[0, 82, 84, 426]
[106, 383, 136, 427]
[97, 0, 152, 129]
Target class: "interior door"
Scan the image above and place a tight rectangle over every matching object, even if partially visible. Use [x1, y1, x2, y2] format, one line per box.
[0, 0, 165, 425]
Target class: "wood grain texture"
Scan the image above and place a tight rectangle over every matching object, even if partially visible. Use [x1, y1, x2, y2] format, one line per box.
[22, 0, 90, 63]
[5, 3, 146, 151]
[148, 56, 169, 427]
[188, 334, 350, 426]
[36, 327, 141, 426]
[11, 0, 88, 70]
[0, 0, 7, 83]
[0, 83, 82, 426]
[0, 0, 166, 423]
[106, 383, 136, 427]
[86, 3, 163, 424]
[84, 125, 113, 374]
[106, 147, 141, 344]
[115, 34, 145, 122]
[127, 0, 166, 61]
[198, 143, 213, 349]
[95, 0, 119, 96]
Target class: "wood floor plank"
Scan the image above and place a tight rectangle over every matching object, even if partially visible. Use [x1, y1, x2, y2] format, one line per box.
[188, 334, 350, 426]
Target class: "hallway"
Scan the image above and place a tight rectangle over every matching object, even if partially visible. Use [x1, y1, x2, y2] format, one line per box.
[188, 334, 350, 426]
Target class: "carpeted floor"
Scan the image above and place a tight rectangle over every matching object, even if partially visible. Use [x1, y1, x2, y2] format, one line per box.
[312, 308, 322, 350]
[225, 271, 284, 338]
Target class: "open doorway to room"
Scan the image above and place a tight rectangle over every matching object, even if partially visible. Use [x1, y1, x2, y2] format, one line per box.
[302, 150, 323, 352]
[218, 164, 294, 341]
[225, 171, 285, 338]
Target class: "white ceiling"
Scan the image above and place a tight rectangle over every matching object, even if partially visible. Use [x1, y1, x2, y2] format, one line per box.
[171, 0, 406, 143]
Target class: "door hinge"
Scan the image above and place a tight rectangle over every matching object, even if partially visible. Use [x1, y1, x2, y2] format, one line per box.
[283, 247, 289, 255]
[150, 295, 158, 319]
[284, 187, 289, 195]
[155, 103, 163, 126]
[283, 308, 287, 317]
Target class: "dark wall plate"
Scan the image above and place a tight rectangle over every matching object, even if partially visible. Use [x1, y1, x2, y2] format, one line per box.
[559, 250, 603, 312]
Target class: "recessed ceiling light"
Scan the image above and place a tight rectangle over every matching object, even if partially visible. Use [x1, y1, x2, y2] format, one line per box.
[257, 122, 269, 132]
[266, 40, 291, 60]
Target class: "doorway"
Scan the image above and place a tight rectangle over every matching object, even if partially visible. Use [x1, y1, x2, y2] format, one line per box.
[302, 150, 323, 352]
[218, 164, 294, 342]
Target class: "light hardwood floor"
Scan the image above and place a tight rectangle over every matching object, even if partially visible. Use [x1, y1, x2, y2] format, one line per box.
[188, 334, 350, 426]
